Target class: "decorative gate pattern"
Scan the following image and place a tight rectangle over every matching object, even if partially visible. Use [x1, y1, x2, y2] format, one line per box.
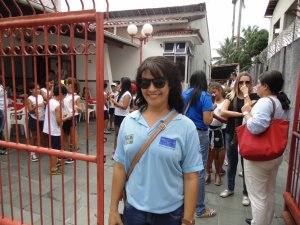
[0, 1, 104, 225]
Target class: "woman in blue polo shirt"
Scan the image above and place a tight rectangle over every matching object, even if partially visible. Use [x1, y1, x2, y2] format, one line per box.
[109, 56, 202, 225]
[182, 71, 215, 218]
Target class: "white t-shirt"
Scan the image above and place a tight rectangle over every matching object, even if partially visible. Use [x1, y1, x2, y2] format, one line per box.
[109, 91, 119, 109]
[41, 87, 52, 99]
[63, 93, 80, 116]
[43, 98, 60, 136]
[28, 95, 45, 120]
[211, 100, 226, 127]
[114, 91, 132, 116]
[0, 85, 7, 110]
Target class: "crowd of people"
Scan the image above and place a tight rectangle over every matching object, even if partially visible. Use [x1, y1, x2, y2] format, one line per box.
[0, 56, 291, 225]
[107, 57, 290, 225]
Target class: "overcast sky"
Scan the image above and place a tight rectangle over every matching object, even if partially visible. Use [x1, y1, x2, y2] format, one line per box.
[62, 0, 270, 57]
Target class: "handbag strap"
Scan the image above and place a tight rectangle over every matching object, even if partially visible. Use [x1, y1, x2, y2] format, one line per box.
[183, 99, 192, 115]
[267, 97, 276, 118]
[126, 111, 178, 180]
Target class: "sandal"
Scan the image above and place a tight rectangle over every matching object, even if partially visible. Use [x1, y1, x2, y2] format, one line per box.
[195, 208, 216, 218]
[51, 167, 63, 175]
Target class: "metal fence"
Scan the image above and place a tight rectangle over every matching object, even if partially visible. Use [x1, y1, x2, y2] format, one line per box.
[257, 17, 300, 63]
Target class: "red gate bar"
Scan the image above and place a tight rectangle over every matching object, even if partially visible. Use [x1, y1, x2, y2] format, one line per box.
[283, 68, 300, 225]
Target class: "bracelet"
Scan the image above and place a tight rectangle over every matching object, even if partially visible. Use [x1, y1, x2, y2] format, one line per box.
[242, 111, 249, 116]
[243, 93, 249, 98]
[182, 218, 195, 225]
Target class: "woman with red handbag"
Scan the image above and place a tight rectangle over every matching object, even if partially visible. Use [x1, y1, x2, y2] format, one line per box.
[241, 70, 290, 225]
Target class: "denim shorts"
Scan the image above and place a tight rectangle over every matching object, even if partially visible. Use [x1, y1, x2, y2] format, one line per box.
[123, 201, 183, 225]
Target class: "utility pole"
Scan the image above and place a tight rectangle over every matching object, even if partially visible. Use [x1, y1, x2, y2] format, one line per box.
[232, 0, 238, 38]
[236, 0, 243, 49]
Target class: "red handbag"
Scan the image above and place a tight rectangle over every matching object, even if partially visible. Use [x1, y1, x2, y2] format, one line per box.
[236, 97, 289, 161]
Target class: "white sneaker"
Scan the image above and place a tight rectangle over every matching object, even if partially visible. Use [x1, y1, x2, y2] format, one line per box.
[220, 189, 234, 198]
[242, 196, 250, 206]
[30, 153, 38, 162]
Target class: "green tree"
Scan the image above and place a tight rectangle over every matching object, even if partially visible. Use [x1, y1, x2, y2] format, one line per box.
[214, 26, 268, 70]
[213, 37, 239, 65]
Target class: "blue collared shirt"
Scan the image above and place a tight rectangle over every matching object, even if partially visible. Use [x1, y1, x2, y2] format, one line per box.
[114, 109, 203, 213]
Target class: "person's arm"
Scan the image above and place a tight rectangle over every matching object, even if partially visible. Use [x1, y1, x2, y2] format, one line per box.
[220, 99, 243, 118]
[182, 172, 198, 225]
[203, 111, 213, 125]
[213, 113, 227, 124]
[242, 98, 272, 134]
[27, 98, 35, 113]
[75, 97, 82, 113]
[112, 94, 131, 110]
[41, 88, 53, 101]
[108, 162, 126, 225]
[55, 105, 71, 125]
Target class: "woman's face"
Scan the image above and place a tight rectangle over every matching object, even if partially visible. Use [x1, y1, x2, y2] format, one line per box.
[238, 75, 251, 92]
[140, 69, 169, 109]
[256, 80, 267, 97]
[31, 85, 40, 96]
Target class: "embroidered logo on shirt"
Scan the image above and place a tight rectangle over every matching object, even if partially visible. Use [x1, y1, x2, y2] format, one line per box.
[125, 135, 134, 145]
[159, 136, 176, 149]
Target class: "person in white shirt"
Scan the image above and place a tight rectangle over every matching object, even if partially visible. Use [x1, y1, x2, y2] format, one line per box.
[206, 82, 227, 186]
[26, 82, 46, 162]
[110, 77, 132, 154]
[108, 83, 118, 131]
[41, 71, 55, 102]
[241, 71, 290, 225]
[43, 85, 71, 175]
[0, 80, 7, 155]
[63, 78, 82, 163]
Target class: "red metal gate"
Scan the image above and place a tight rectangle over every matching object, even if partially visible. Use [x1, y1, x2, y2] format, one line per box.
[0, 1, 104, 225]
[283, 68, 300, 225]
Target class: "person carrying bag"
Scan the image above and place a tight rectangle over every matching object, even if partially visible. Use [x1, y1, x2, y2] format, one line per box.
[240, 70, 290, 225]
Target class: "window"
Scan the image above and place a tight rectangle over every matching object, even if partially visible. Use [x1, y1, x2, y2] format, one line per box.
[164, 43, 175, 53]
[175, 43, 186, 53]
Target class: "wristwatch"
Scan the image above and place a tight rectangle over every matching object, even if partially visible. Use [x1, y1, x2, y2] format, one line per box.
[243, 111, 249, 116]
[182, 218, 195, 225]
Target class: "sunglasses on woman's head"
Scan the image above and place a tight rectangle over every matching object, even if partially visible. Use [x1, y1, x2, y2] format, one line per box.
[238, 81, 250, 85]
[137, 78, 166, 89]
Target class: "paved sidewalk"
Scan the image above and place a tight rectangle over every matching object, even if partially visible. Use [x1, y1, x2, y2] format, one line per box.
[0, 121, 287, 225]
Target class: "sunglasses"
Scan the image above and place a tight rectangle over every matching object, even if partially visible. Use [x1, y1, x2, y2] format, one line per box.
[137, 78, 166, 89]
[238, 80, 250, 85]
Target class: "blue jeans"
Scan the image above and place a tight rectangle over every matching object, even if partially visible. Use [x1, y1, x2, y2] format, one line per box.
[123, 201, 183, 225]
[195, 130, 209, 214]
[225, 132, 248, 196]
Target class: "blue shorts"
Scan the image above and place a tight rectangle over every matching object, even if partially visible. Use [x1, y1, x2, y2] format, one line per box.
[50, 135, 61, 150]
[114, 115, 125, 128]
[28, 115, 44, 132]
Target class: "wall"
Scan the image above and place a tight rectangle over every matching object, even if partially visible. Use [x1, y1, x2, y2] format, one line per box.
[189, 16, 211, 79]
[268, 0, 295, 42]
[250, 38, 300, 157]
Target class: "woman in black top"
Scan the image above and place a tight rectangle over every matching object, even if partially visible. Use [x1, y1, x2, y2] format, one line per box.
[220, 72, 258, 206]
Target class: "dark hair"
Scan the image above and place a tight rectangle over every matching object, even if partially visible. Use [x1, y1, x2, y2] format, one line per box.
[65, 77, 80, 94]
[117, 77, 131, 102]
[189, 71, 208, 106]
[104, 82, 108, 89]
[28, 81, 40, 94]
[259, 70, 290, 110]
[135, 56, 184, 113]
[53, 85, 68, 96]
